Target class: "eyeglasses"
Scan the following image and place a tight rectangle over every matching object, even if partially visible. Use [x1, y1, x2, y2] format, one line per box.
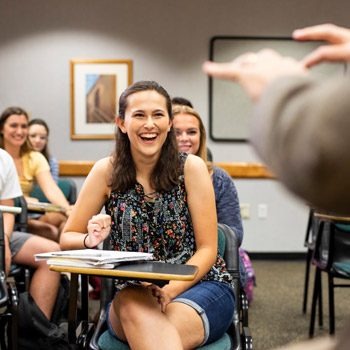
[29, 134, 47, 140]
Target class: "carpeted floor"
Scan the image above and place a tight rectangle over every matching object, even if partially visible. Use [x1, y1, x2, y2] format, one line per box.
[248, 259, 350, 350]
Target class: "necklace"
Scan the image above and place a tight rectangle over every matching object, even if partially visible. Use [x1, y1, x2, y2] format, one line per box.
[144, 191, 158, 200]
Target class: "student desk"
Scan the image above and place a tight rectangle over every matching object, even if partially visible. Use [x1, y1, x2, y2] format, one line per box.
[27, 202, 65, 213]
[50, 262, 198, 345]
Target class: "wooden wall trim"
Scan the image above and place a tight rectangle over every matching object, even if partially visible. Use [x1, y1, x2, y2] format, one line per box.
[58, 160, 274, 179]
[58, 160, 95, 176]
[215, 162, 274, 179]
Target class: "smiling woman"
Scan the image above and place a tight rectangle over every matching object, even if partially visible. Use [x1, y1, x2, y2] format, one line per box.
[60, 80, 236, 350]
[0, 106, 72, 242]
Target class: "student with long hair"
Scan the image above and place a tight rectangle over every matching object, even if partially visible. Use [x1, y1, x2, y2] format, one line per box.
[28, 118, 59, 183]
[0, 107, 72, 242]
[60, 80, 235, 349]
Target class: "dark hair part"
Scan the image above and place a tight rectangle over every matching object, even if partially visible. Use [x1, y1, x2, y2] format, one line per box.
[172, 105, 213, 172]
[0, 106, 31, 154]
[28, 118, 50, 162]
[111, 80, 182, 192]
[171, 97, 193, 108]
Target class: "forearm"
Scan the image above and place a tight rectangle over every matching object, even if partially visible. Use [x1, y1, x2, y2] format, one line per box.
[59, 231, 87, 250]
[45, 187, 70, 208]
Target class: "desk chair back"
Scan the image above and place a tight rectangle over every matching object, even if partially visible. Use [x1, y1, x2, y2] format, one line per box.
[10, 197, 31, 293]
[309, 217, 350, 336]
[88, 224, 252, 350]
[30, 178, 77, 205]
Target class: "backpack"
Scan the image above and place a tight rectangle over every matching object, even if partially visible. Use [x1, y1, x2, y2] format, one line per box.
[239, 248, 256, 303]
[17, 275, 72, 350]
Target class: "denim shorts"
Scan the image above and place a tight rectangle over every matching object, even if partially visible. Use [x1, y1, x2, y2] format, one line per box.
[171, 281, 235, 346]
[106, 280, 235, 347]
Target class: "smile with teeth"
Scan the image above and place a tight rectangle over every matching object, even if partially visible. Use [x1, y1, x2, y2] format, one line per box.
[140, 133, 157, 141]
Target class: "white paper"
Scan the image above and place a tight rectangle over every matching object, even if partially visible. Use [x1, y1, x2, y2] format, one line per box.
[35, 249, 153, 265]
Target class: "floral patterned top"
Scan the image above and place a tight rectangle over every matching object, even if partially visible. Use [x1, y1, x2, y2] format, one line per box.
[105, 152, 234, 290]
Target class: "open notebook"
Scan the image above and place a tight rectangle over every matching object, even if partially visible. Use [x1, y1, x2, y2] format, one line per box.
[35, 249, 153, 269]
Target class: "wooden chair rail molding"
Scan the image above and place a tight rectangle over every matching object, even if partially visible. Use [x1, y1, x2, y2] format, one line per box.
[58, 160, 275, 179]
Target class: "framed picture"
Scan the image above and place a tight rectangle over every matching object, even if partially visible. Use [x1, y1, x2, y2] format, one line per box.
[208, 37, 345, 142]
[70, 59, 133, 139]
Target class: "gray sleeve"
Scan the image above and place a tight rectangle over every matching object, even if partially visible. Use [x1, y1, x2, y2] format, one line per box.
[250, 75, 350, 214]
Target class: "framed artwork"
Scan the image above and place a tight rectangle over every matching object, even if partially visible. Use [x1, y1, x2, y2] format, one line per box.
[70, 59, 133, 139]
[208, 37, 345, 142]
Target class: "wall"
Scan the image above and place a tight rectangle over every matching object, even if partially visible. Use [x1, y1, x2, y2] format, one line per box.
[1, 0, 349, 252]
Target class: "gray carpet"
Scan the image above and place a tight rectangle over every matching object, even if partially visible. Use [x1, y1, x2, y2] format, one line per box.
[249, 260, 350, 350]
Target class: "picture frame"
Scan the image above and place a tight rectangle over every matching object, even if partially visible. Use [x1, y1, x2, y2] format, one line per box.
[208, 37, 345, 142]
[70, 59, 133, 139]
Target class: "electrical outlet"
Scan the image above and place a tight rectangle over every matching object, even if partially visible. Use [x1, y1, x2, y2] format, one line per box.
[240, 204, 250, 219]
[258, 204, 268, 219]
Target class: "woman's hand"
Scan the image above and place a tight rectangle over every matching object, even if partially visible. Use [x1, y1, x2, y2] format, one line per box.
[85, 214, 111, 248]
[141, 282, 172, 313]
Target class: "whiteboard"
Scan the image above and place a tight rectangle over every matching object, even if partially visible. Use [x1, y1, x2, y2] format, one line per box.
[209, 37, 345, 142]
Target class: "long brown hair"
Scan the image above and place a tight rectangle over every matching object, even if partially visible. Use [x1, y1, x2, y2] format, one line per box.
[172, 105, 213, 172]
[0, 106, 32, 155]
[28, 118, 51, 162]
[110, 80, 182, 192]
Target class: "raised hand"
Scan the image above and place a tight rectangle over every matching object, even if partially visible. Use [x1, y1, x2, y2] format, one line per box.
[202, 49, 306, 101]
[293, 23, 350, 68]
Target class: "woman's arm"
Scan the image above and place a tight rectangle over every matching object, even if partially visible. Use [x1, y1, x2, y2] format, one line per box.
[59, 157, 111, 251]
[160, 155, 218, 303]
[35, 170, 70, 209]
[214, 167, 244, 246]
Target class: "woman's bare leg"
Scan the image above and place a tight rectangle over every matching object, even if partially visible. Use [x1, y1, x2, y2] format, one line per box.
[108, 285, 204, 350]
[27, 218, 59, 242]
[13, 236, 61, 320]
[39, 212, 67, 234]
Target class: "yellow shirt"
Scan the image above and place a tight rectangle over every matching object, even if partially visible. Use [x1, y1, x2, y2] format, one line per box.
[19, 151, 50, 197]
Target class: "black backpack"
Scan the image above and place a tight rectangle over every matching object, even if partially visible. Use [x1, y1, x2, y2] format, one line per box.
[18, 275, 72, 350]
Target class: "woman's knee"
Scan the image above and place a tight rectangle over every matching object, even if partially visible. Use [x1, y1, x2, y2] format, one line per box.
[113, 286, 155, 321]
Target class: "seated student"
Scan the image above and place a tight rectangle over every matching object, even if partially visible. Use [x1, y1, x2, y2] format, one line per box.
[172, 105, 246, 286]
[0, 148, 60, 320]
[0, 107, 73, 242]
[28, 118, 59, 183]
[60, 80, 235, 349]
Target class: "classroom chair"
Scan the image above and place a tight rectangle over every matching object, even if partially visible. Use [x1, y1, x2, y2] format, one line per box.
[8, 197, 30, 293]
[86, 223, 252, 350]
[309, 213, 350, 337]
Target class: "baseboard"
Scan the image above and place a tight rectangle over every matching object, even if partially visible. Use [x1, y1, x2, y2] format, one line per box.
[249, 252, 307, 260]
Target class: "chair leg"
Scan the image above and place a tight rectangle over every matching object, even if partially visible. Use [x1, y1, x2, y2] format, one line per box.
[309, 267, 321, 337]
[303, 248, 313, 313]
[328, 273, 335, 335]
[318, 272, 323, 329]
